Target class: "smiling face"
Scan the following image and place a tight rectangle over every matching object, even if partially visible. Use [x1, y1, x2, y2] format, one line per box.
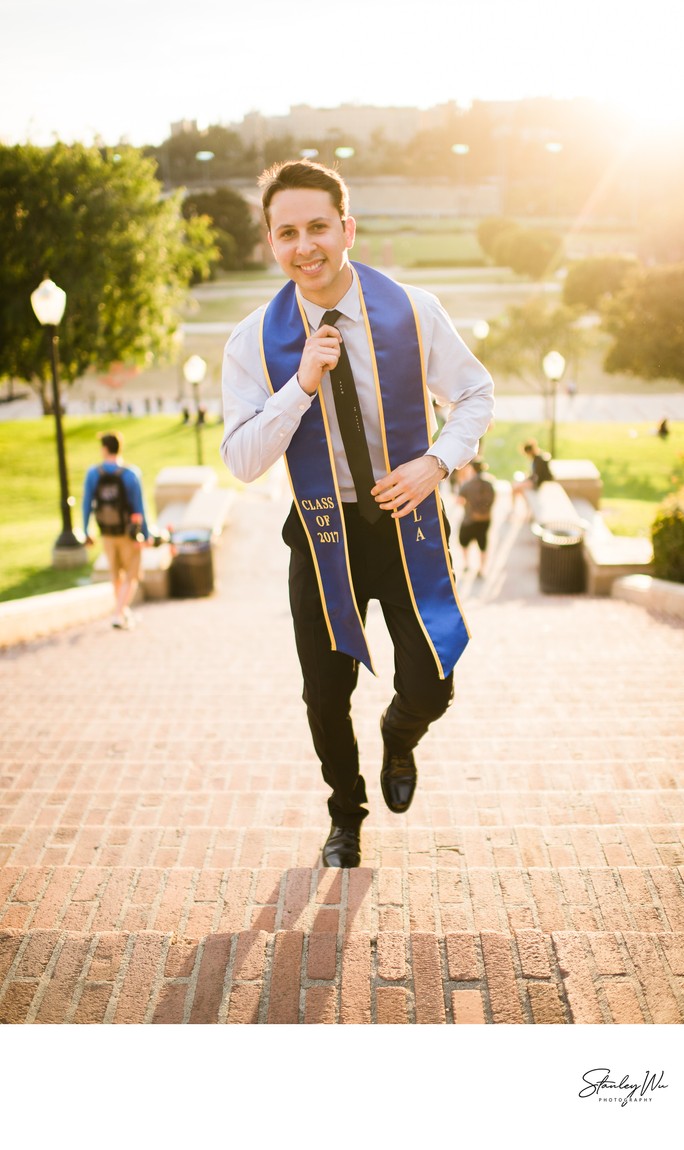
[267, 187, 356, 308]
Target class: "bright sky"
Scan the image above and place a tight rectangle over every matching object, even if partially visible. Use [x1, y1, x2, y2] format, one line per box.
[2, 0, 684, 145]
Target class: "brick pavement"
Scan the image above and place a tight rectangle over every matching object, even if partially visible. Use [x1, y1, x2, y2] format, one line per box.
[1, 480, 683, 1024]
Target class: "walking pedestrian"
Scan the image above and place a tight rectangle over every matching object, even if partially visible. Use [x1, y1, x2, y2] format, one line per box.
[221, 159, 494, 867]
[82, 431, 149, 630]
[457, 457, 496, 577]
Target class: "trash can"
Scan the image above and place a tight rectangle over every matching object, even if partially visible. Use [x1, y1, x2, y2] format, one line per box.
[169, 528, 214, 597]
[533, 521, 586, 594]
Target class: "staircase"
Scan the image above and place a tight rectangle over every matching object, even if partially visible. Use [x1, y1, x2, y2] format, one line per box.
[1, 485, 683, 1024]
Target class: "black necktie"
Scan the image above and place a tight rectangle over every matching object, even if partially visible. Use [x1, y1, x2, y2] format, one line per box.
[320, 309, 382, 523]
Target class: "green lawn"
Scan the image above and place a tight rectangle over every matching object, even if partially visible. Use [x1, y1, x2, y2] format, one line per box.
[1, 415, 681, 602]
[482, 421, 684, 535]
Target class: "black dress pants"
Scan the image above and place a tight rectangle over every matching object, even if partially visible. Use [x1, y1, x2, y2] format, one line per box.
[283, 502, 454, 829]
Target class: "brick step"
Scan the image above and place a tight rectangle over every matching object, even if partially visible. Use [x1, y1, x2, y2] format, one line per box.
[3, 731, 682, 754]
[2, 819, 683, 871]
[3, 862, 684, 937]
[2, 926, 683, 1024]
[2, 787, 683, 834]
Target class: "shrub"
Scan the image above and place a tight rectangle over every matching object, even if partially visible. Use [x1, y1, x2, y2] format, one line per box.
[651, 488, 684, 583]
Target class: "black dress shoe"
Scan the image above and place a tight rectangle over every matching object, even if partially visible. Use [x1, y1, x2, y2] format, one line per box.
[322, 823, 361, 868]
[380, 718, 417, 813]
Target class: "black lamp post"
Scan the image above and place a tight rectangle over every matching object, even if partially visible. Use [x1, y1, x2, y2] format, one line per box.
[472, 319, 490, 362]
[542, 350, 566, 458]
[183, 354, 207, 466]
[30, 278, 87, 566]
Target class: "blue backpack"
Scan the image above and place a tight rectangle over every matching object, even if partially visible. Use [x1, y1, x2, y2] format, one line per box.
[92, 467, 131, 536]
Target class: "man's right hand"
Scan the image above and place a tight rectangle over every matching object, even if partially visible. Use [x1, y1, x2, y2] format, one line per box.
[297, 324, 342, 395]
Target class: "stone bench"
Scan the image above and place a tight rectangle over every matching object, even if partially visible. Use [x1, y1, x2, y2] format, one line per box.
[177, 488, 235, 539]
[154, 466, 218, 517]
[567, 498, 654, 595]
[549, 459, 603, 508]
[612, 574, 684, 619]
[523, 486, 652, 596]
[523, 481, 586, 529]
[583, 534, 653, 596]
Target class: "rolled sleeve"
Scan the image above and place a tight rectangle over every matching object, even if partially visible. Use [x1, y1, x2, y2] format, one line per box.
[220, 315, 314, 483]
[412, 289, 494, 473]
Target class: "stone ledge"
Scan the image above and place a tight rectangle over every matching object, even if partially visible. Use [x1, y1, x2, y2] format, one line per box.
[0, 583, 114, 649]
[612, 574, 684, 619]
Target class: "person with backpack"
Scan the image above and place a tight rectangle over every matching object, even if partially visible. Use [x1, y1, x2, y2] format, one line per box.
[457, 457, 496, 578]
[82, 431, 149, 629]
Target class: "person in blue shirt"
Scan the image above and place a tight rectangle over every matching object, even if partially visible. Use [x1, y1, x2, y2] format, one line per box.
[82, 431, 149, 629]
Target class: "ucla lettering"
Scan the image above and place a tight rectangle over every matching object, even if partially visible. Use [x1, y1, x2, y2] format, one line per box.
[413, 509, 423, 523]
[416, 527, 425, 542]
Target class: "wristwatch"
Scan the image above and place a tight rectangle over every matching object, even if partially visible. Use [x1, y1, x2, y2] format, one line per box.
[432, 455, 450, 479]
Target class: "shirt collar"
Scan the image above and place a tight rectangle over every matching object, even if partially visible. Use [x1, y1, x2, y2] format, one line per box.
[297, 265, 361, 328]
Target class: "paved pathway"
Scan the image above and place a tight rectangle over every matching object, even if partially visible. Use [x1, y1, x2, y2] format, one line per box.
[1, 481, 683, 1023]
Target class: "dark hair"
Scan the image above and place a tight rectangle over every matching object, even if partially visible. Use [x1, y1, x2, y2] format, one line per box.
[100, 432, 121, 455]
[258, 159, 349, 227]
[471, 456, 488, 473]
[523, 439, 539, 455]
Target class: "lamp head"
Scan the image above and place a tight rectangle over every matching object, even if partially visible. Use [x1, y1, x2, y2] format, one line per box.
[543, 350, 566, 382]
[183, 354, 207, 385]
[31, 278, 67, 326]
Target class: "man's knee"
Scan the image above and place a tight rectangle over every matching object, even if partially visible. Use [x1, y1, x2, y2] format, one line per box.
[399, 673, 454, 722]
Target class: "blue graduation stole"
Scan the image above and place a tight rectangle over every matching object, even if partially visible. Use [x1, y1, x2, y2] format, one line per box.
[259, 261, 470, 678]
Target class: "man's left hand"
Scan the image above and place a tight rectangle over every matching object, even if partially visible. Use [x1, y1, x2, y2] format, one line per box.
[371, 456, 445, 519]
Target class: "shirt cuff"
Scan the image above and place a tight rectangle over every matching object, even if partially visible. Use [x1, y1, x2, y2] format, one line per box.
[425, 448, 456, 475]
[271, 373, 314, 419]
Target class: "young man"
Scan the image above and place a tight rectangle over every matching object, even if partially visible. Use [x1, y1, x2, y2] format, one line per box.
[221, 160, 494, 867]
[512, 439, 554, 496]
[457, 457, 496, 578]
[82, 431, 149, 629]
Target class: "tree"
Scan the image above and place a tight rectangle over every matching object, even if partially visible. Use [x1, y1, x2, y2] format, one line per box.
[0, 143, 217, 410]
[602, 265, 684, 383]
[493, 226, 565, 279]
[641, 197, 684, 264]
[182, 187, 261, 270]
[563, 255, 638, 310]
[145, 125, 256, 185]
[484, 298, 588, 451]
[486, 298, 584, 386]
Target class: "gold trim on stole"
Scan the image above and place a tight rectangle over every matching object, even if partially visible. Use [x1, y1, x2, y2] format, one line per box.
[258, 299, 375, 673]
[357, 276, 470, 679]
[404, 292, 471, 643]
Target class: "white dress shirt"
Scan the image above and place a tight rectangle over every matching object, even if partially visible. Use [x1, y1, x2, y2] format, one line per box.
[220, 267, 494, 502]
